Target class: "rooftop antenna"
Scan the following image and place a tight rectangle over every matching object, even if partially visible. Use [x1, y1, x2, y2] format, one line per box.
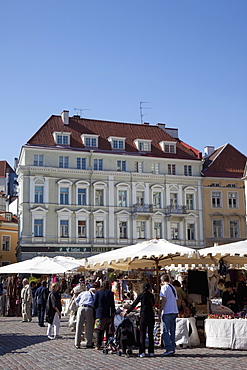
[140, 102, 151, 123]
[74, 107, 91, 117]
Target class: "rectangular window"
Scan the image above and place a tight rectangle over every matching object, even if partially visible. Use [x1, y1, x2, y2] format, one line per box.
[78, 220, 86, 238]
[134, 161, 143, 173]
[35, 186, 44, 203]
[184, 165, 192, 176]
[213, 220, 222, 238]
[77, 158, 86, 170]
[117, 160, 126, 172]
[151, 163, 160, 174]
[34, 219, 43, 237]
[2, 236, 10, 251]
[118, 190, 127, 207]
[60, 187, 69, 205]
[212, 192, 221, 208]
[154, 222, 162, 238]
[60, 220, 69, 237]
[168, 164, 176, 175]
[59, 156, 69, 168]
[34, 154, 44, 166]
[119, 221, 127, 239]
[113, 140, 124, 149]
[228, 192, 238, 208]
[170, 193, 178, 209]
[57, 135, 69, 145]
[78, 189, 86, 205]
[171, 222, 179, 239]
[85, 137, 97, 147]
[94, 159, 103, 170]
[187, 223, 195, 240]
[164, 144, 175, 153]
[96, 221, 104, 238]
[95, 189, 104, 206]
[136, 221, 145, 239]
[136, 191, 144, 205]
[153, 192, 161, 208]
[186, 194, 194, 210]
[230, 220, 239, 238]
[138, 142, 150, 151]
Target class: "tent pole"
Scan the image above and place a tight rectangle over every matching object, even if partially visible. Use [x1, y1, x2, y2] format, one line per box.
[155, 259, 160, 306]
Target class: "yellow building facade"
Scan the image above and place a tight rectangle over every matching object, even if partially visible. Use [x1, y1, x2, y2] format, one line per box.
[0, 212, 18, 266]
[202, 144, 246, 247]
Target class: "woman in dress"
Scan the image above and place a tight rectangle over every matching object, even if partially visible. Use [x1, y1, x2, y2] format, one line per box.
[93, 280, 116, 350]
[46, 283, 62, 339]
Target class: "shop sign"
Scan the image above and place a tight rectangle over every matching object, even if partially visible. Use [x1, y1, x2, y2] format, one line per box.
[55, 246, 91, 252]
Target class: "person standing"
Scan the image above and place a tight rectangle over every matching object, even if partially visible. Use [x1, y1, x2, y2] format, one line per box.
[35, 281, 49, 327]
[125, 282, 155, 357]
[94, 280, 116, 350]
[46, 283, 62, 339]
[21, 278, 32, 322]
[30, 281, 38, 317]
[74, 287, 96, 349]
[159, 275, 178, 356]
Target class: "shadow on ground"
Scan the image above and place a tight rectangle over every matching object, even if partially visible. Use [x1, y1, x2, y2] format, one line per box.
[0, 333, 48, 355]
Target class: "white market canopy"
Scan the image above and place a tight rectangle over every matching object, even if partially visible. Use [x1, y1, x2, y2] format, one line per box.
[199, 239, 247, 268]
[85, 239, 201, 270]
[0, 256, 83, 274]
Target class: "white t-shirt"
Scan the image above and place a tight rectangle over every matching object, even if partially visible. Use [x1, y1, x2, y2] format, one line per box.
[160, 283, 179, 314]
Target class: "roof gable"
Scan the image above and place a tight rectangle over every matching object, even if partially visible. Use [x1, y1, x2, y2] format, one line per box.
[202, 143, 247, 178]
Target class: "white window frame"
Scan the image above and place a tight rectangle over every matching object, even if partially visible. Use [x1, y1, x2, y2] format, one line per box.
[34, 154, 44, 166]
[134, 139, 151, 152]
[154, 222, 162, 239]
[228, 192, 238, 209]
[170, 222, 179, 240]
[136, 221, 146, 239]
[30, 177, 49, 206]
[211, 191, 222, 208]
[229, 220, 240, 239]
[184, 165, 193, 176]
[159, 141, 176, 154]
[151, 185, 164, 209]
[81, 134, 99, 147]
[168, 164, 176, 175]
[58, 180, 72, 205]
[116, 183, 130, 208]
[53, 131, 71, 145]
[134, 161, 143, 173]
[75, 209, 90, 242]
[117, 160, 126, 172]
[108, 136, 126, 150]
[93, 182, 107, 206]
[94, 158, 103, 171]
[151, 163, 160, 174]
[57, 208, 72, 241]
[59, 156, 69, 168]
[77, 157, 86, 170]
[184, 187, 197, 211]
[31, 207, 48, 241]
[76, 181, 90, 206]
[212, 219, 223, 238]
[119, 221, 128, 239]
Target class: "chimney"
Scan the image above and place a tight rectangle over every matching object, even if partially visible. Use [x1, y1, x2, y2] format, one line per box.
[142, 122, 149, 125]
[61, 110, 69, 125]
[204, 146, 215, 157]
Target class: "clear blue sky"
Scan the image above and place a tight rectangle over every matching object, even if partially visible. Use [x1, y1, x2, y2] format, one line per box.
[1, 0, 246, 167]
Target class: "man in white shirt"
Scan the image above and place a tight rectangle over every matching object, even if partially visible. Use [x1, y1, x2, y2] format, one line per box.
[159, 275, 178, 356]
[74, 287, 95, 349]
[21, 278, 32, 322]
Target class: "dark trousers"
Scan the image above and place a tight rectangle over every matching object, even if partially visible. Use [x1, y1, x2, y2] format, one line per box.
[38, 303, 46, 326]
[139, 315, 154, 354]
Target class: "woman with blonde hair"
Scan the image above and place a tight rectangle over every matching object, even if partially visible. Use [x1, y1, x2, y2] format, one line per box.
[45, 283, 62, 340]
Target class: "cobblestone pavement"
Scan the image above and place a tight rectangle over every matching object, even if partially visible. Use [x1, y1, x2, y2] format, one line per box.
[0, 316, 246, 370]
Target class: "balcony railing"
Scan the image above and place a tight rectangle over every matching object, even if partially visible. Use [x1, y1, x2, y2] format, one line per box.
[165, 205, 187, 214]
[133, 203, 153, 213]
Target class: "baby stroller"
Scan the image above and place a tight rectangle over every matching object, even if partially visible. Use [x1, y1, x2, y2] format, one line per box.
[116, 318, 135, 356]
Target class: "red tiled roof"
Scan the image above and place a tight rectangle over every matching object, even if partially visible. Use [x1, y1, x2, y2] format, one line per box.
[202, 144, 247, 178]
[26, 115, 201, 160]
[0, 212, 18, 223]
[0, 161, 14, 177]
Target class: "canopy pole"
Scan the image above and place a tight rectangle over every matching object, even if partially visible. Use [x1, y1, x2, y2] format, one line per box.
[155, 259, 160, 306]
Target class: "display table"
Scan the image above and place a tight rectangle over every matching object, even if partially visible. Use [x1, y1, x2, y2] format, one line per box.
[205, 319, 247, 350]
[175, 317, 200, 347]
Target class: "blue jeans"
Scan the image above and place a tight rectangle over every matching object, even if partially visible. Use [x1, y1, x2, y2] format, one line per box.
[162, 313, 177, 352]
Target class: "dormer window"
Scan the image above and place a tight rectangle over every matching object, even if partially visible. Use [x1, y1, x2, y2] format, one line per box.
[160, 141, 176, 154]
[108, 136, 125, 150]
[134, 139, 151, 152]
[53, 132, 71, 145]
[81, 134, 99, 148]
